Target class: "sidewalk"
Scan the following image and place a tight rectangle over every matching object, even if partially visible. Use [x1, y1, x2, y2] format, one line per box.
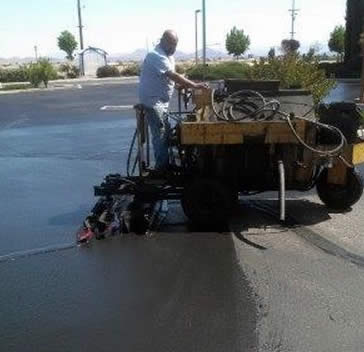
[0, 76, 139, 95]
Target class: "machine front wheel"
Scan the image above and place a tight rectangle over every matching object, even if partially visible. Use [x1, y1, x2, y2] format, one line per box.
[181, 179, 236, 225]
[316, 168, 364, 210]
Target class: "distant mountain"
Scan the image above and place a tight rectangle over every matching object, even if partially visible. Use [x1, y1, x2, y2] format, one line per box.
[108, 47, 229, 62]
[108, 49, 148, 62]
[0, 43, 331, 65]
[0, 57, 36, 65]
[0, 47, 229, 65]
[0, 55, 67, 65]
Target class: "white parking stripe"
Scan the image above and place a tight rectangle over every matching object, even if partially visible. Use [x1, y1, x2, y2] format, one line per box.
[100, 105, 134, 111]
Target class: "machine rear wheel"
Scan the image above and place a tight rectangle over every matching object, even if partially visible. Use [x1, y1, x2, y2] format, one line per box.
[181, 179, 236, 225]
[316, 168, 363, 210]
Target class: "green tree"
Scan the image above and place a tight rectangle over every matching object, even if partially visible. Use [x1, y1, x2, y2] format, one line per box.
[57, 31, 78, 60]
[328, 25, 346, 62]
[268, 47, 276, 60]
[281, 39, 300, 55]
[225, 26, 250, 59]
[302, 44, 320, 62]
[345, 0, 364, 63]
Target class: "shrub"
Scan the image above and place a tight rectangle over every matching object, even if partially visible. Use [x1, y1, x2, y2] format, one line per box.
[97, 65, 121, 78]
[28, 59, 57, 88]
[0, 65, 29, 83]
[28, 64, 42, 87]
[59, 63, 80, 78]
[121, 63, 140, 76]
[187, 57, 334, 104]
[187, 61, 251, 80]
[248, 56, 335, 104]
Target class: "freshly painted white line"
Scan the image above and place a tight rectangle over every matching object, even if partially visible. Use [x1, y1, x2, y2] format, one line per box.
[100, 105, 134, 111]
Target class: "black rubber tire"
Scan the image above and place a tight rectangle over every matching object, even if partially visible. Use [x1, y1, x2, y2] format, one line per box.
[181, 179, 235, 225]
[127, 201, 149, 235]
[316, 168, 364, 210]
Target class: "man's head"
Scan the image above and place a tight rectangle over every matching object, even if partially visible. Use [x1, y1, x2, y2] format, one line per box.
[160, 30, 178, 56]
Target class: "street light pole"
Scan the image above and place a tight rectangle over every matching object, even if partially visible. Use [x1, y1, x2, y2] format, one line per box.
[202, 0, 207, 80]
[77, 0, 85, 75]
[289, 0, 299, 40]
[195, 9, 201, 65]
[34, 45, 38, 61]
[202, 0, 206, 68]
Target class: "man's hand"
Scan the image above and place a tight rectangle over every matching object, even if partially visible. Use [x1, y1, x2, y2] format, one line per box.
[193, 82, 209, 90]
[167, 71, 209, 90]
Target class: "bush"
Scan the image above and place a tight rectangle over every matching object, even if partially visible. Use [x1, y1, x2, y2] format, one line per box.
[96, 65, 121, 78]
[28, 59, 57, 88]
[187, 61, 251, 80]
[175, 64, 186, 74]
[248, 56, 335, 104]
[59, 63, 80, 78]
[120, 63, 140, 76]
[0, 65, 29, 83]
[175, 63, 193, 75]
[28, 64, 42, 87]
[187, 57, 334, 104]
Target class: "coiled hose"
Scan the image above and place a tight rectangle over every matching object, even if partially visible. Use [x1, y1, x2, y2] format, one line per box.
[211, 89, 348, 159]
[126, 129, 138, 176]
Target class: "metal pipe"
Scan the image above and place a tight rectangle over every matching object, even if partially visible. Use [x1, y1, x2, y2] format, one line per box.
[178, 88, 182, 116]
[278, 160, 286, 222]
[145, 116, 150, 168]
[136, 110, 146, 176]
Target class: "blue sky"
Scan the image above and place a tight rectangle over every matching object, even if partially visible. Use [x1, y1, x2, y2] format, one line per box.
[0, 0, 346, 58]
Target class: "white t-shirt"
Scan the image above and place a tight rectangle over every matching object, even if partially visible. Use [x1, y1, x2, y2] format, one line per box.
[139, 45, 175, 108]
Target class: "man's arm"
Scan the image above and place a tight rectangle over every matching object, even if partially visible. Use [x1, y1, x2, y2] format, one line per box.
[166, 71, 208, 90]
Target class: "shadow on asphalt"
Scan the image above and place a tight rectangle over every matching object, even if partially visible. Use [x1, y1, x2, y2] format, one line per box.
[161, 198, 336, 235]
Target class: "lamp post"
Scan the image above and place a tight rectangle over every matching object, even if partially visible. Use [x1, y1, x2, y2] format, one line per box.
[202, 0, 206, 68]
[195, 9, 201, 65]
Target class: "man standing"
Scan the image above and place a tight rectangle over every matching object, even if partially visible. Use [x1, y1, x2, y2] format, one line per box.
[139, 29, 208, 172]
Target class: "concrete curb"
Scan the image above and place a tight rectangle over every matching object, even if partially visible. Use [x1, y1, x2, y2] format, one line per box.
[52, 76, 139, 84]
